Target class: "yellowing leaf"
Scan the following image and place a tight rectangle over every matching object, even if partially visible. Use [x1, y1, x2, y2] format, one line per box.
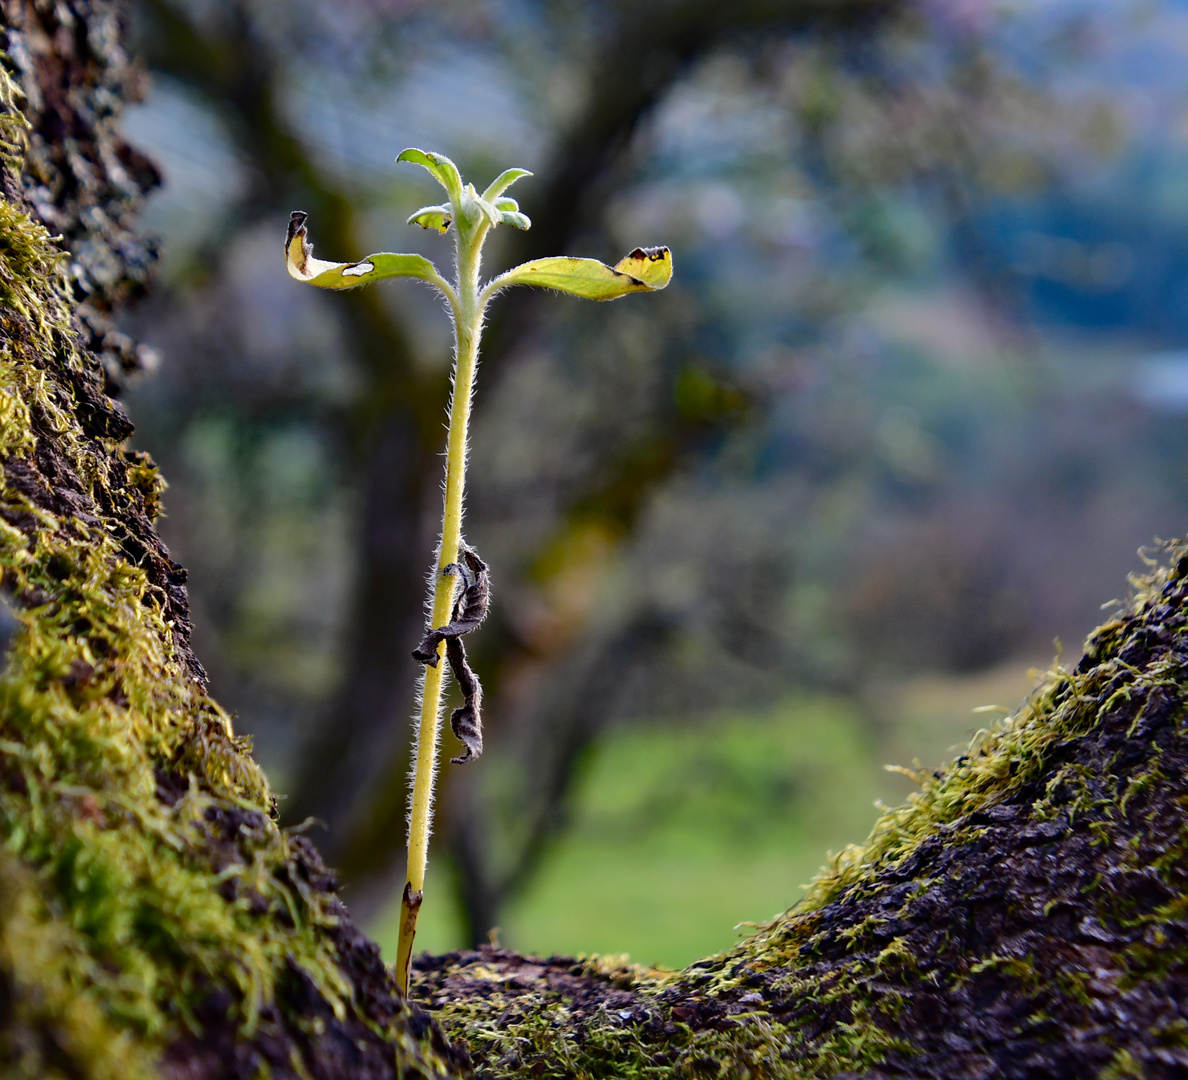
[285, 212, 444, 290]
[495, 246, 672, 301]
[408, 204, 453, 233]
[613, 246, 673, 290]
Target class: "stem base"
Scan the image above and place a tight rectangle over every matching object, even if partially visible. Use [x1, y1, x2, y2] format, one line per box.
[395, 881, 424, 995]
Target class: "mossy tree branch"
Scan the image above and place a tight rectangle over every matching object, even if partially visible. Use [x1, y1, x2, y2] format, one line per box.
[416, 543, 1188, 1078]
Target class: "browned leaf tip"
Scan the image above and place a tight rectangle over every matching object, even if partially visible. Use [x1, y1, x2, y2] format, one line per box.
[286, 210, 308, 248]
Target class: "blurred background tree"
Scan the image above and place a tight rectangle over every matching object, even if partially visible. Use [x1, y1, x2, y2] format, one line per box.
[113, 0, 1188, 965]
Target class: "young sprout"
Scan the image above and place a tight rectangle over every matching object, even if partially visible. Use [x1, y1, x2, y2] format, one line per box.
[285, 148, 671, 993]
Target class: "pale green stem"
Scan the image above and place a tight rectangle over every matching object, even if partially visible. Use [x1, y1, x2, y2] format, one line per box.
[396, 221, 488, 994]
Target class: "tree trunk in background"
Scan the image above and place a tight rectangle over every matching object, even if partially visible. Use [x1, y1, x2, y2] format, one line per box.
[0, 4, 464, 1077]
[287, 0, 902, 929]
[134, 0, 903, 938]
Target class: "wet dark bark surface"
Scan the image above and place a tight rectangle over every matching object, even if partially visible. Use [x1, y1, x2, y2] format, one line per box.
[0, 0, 207, 682]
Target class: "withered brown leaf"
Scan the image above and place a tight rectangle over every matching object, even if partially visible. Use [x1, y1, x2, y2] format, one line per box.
[412, 545, 489, 763]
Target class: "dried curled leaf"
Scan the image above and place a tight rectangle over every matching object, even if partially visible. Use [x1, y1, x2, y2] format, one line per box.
[495, 245, 672, 300]
[443, 634, 482, 764]
[411, 546, 490, 764]
[285, 211, 445, 290]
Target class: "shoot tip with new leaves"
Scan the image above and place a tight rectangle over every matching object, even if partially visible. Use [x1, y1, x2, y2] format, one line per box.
[284, 148, 670, 994]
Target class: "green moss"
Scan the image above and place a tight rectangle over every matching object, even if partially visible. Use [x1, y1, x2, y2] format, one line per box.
[1100, 1048, 1144, 1079]
[122, 450, 168, 521]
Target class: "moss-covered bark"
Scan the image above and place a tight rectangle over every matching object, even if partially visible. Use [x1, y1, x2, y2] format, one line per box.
[0, 3, 465, 1077]
[416, 549, 1188, 1078]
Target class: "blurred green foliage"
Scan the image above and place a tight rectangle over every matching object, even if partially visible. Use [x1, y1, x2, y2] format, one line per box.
[116, 0, 1188, 960]
[373, 681, 1026, 965]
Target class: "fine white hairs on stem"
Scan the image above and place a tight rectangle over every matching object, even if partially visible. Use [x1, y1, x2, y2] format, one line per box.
[284, 146, 670, 995]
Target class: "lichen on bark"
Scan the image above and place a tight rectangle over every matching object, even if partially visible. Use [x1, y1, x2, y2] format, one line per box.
[415, 545, 1188, 1078]
[0, 6, 466, 1077]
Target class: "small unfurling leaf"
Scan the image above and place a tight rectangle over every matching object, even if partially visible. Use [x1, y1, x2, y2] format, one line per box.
[482, 167, 532, 202]
[408, 203, 453, 233]
[498, 209, 531, 231]
[468, 185, 502, 229]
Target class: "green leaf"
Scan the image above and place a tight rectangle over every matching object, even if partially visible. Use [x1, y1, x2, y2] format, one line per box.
[482, 167, 532, 203]
[397, 148, 463, 202]
[495, 246, 672, 300]
[464, 187, 530, 233]
[408, 204, 453, 233]
[492, 196, 530, 227]
[286, 211, 444, 290]
[468, 186, 502, 229]
[498, 210, 532, 231]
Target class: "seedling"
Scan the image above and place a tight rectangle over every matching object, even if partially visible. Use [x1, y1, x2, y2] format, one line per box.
[286, 148, 671, 993]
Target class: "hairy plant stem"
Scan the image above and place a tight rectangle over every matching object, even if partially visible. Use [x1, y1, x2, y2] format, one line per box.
[284, 151, 667, 991]
[396, 223, 487, 994]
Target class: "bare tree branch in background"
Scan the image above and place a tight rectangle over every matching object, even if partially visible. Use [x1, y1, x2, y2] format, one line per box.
[302, 0, 905, 929]
[131, 0, 1009, 945]
[133, 0, 908, 937]
[137, 0, 450, 844]
[450, 609, 681, 945]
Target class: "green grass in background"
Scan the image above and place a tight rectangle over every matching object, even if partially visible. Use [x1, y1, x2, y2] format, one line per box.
[501, 696, 882, 966]
[373, 663, 1044, 967]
